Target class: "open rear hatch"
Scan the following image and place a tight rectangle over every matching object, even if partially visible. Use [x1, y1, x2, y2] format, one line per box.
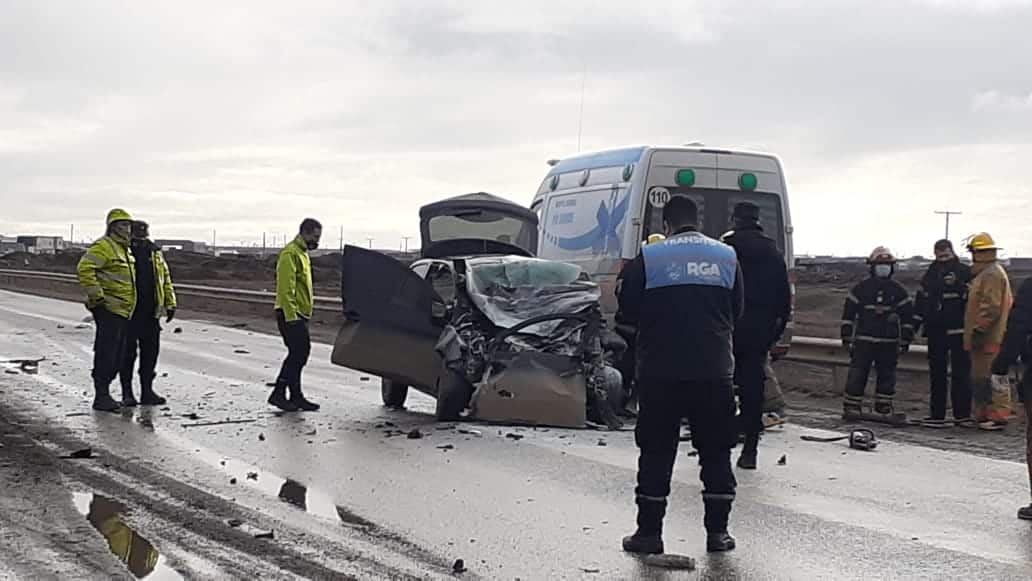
[419, 192, 539, 259]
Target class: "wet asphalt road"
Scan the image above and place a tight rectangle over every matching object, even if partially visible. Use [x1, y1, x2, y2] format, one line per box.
[2, 290, 1032, 580]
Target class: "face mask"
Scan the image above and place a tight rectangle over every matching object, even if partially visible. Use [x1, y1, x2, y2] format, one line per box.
[873, 264, 892, 278]
[306, 240, 319, 250]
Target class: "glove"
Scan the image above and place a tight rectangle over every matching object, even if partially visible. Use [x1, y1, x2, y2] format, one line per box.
[899, 342, 910, 355]
[841, 339, 854, 354]
[166, 309, 176, 323]
[991, 374, 1013, 395]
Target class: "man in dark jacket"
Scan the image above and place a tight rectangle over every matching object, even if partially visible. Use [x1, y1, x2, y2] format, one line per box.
[912, 239, 973, 428]
[721, 202, 791, 470]
[841, 247, 915, 418]
[119, 221, 176, 406]
[618, 196, 744, 555]
[991, 277, 1032, 520]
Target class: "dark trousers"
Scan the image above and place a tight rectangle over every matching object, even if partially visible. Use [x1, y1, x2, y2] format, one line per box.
[927, 331, 972, 420]
[120, 316, 160, 391]
[91, 308, 129, 391]
[635, 378, 737, 534]
[275, 310, 311, 395]
[734, 347, 767, 437]
[845, 342, 899, 403]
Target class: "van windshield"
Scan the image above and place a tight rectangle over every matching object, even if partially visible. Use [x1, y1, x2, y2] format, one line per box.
[644, 189, 786, 254]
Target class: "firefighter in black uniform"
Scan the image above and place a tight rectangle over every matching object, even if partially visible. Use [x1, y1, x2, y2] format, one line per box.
[618, 196, 744, 555]
[991, 277, 1032, 520]
[912, 239, 973, 428]
[721, 202, 791, 470]
[841, 247, 915, 418]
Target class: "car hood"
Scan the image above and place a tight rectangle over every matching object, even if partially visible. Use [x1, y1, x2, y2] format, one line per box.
[465, 256, 601, 337]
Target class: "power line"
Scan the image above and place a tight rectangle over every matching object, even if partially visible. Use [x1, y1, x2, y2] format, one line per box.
[934, 210, 962, 240]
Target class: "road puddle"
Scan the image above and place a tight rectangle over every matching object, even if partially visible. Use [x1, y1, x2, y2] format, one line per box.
[157, 429, 374, 529]
[72, 492, 185, 580]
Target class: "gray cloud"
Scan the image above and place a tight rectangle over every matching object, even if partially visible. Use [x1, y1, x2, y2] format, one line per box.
[2, 0, 1032, 255]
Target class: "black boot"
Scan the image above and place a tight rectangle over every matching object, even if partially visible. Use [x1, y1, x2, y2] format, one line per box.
[704, 498, 735, 552]
[289, 384, 320, 412]
[139, 378, 166, 406]
[92, 383, 122, 413]
[737, 433, 759, 470]
[120, 381, 138, 407]
[268, 383, 298, 412]
[622, 497, 666, 555]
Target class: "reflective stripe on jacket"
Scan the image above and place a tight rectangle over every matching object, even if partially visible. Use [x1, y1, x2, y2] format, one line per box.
[77, 235, 137, 318]
[151, 248, 177, 318]
[275, 235, 313, 321]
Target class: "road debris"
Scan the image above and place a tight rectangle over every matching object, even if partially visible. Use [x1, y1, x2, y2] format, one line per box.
[173, 327, 183, 334]
[247, 472, 259, 481]
[581, 567, 601, 574]
[226, 518, 244, 528]
[597, 439, 607, 447]
[258, 433, 266, 441]
[3, 369, 18, 375]
[230, 478, 238, 485]
[304, 428, 317, 436]
[778, 455, 788, 466]
[234, 349, 250, 354]
[642, 553, 696, 570]
[407, 429, 424, 440]
[75, 324, 90, 329]
[801, 429, 879, 451]
[65, 412, 89, 417]
[505, 433, 524, 441]
[63, 448, 94, 459]
[437, 444, 455, 451]
[458, 428, 483, 437]
[183, 419, 258, 428]
[182, 412, 200, 420]
[452, 559, 467, 573]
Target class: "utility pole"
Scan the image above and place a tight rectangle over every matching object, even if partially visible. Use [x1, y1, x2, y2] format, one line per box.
[212, 229, 217, 248]
[934, 210, 961, 240]
[339, 225, 344, 252]
[262, 232, 266, 257]
[69, 224, 74, 245]
[402, 236, 412, 252]
[367, 237, 374, 249]
[576, 68, 587, 153]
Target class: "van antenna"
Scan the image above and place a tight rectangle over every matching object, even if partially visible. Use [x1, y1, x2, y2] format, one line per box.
[576, 68, 586, 152]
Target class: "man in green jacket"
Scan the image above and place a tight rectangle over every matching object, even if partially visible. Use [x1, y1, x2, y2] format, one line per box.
[77, 208, 137, 412]
[268, 218, 322, 412]
[119, 220, 177, 406]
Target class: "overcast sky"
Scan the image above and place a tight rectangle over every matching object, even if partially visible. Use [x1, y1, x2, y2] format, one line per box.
[2, 0, 1030, 257]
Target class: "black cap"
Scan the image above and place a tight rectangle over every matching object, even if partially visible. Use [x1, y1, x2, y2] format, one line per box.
[934, 239, 954, 252]
[732, 202, 760, 222]
[131, 220, 149, 238]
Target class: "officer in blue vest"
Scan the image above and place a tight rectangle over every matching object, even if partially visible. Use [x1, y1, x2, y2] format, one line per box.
[618, 196, 744, 555]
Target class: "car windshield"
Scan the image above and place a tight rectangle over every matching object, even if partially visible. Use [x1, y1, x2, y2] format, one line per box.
[469, 258, 585, 290]
[427, 210, 536, 254]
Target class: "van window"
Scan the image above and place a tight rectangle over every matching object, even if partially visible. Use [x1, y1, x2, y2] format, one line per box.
[538, 186, 630, 269]
[643, 189, 785, 254]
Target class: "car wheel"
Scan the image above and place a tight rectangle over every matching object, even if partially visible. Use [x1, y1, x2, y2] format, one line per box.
[435, 367, 473, 421]
[381, 379, 409, 409]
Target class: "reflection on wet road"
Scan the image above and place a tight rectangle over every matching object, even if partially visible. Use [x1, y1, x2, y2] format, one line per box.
[72, 492, 184, 580]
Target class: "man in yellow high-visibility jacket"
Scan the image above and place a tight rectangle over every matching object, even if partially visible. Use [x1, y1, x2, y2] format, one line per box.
[77, 208, 137, 412]
[268, 218, 322, 412]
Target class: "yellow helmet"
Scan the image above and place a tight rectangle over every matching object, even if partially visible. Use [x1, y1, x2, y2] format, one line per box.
[966, 232, 1000, 252]
[106, 208, 132, 225]
[646, 234, 666, 245]
[867, 246, 896, 265]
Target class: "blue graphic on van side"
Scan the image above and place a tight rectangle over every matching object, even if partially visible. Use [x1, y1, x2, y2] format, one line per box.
[546, 190, 629, 257]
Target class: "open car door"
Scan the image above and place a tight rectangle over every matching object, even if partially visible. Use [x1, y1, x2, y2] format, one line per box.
[330, 245, 444, 392]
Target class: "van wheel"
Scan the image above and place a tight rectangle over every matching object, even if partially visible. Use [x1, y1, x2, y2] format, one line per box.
[435, 368, 474, 421]
[381, 379, 409, 409]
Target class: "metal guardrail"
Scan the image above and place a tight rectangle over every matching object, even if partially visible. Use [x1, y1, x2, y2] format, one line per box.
[0, 268, 930, 373]
[0, 268, 341, 311]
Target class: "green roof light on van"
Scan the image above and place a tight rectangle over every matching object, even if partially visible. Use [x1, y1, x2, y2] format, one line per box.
[676, 169, 696, 187]
[739, 173, 758, 191]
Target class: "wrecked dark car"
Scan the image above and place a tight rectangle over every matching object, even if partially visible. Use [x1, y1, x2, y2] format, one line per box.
[330, 193, 625, 429]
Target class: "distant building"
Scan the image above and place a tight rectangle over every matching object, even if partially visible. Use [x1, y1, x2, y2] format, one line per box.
[0, 239, 26, 256]
[155, 239, 208, 253]
[16, 236, 64, 255]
